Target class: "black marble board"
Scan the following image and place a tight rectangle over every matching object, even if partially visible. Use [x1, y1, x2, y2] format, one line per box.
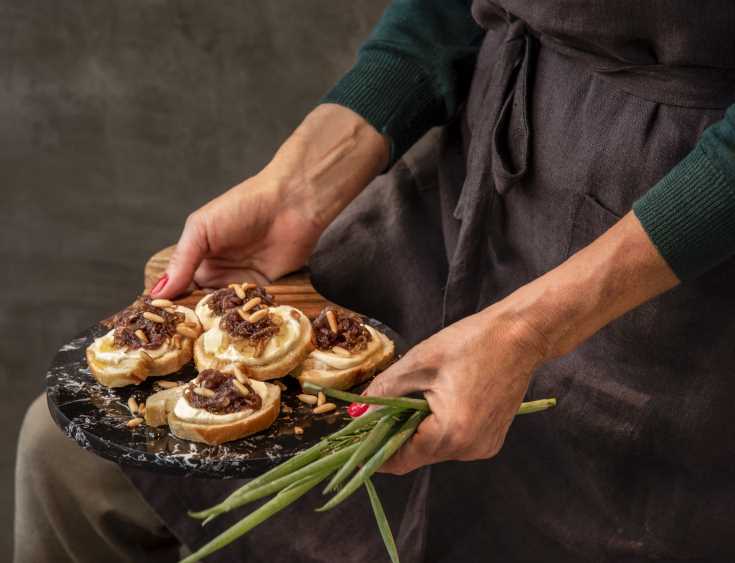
[46, 320, 404, 479]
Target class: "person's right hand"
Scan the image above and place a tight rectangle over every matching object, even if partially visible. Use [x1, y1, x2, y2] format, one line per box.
[153, 172, 324, 297]
[152, 104, 389, 298]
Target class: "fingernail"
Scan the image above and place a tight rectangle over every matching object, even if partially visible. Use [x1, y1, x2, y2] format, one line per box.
[151, 273, 169, 296]
[347, 402, 369, 418]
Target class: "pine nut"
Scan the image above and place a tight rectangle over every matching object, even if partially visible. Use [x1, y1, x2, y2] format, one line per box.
[297, 394, 318, 405]
[234, 367, 250, 384]
[157, 380, 179, 389]
[193, 387, 215, 398]
[313, 402, 337, 414]
[224, 364, 250, 384]
[127, 417, 144, 428]
[253, 340, 265, 358]
[127, 396, 139, 415]
[232, 379, 251, 397]
[317, 391, 326, 407]
[176, 324, 198, 339]
[294, 425, 304, 435]
[242, 282, 256, 291]
[233, 284, 246, 300]
[332, 346, 351, 357]
[241, 297, 262, 312]
[237, 308, 249, 321]
[326, 310, 338, 333]
[143, 312, 165, 324]
[249, 309, 269, 323]
[150, 298, 173, 308]
[134, 329, 148, 344]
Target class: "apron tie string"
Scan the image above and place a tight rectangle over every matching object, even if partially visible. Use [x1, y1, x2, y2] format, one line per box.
[444, 20, 535, 325]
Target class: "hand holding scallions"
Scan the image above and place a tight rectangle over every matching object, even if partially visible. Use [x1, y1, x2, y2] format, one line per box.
[181, 380, 556, 563]
[361, 306, 549, 475]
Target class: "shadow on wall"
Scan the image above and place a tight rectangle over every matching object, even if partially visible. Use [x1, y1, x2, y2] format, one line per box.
[0, 0, 388, 557]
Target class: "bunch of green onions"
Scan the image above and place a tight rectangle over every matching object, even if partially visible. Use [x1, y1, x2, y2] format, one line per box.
[181, 384, 557, 563]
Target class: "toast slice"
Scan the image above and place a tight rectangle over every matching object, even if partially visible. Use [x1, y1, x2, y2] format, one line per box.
[144, 378, 281, 445]
[295, 330, 395, 390]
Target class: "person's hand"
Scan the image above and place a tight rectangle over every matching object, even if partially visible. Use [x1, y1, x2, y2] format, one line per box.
[153, 172, 324, 296]
[152, 104, 389, 298]
[364, 305, 549, 475]
[364, 211, 680, 475]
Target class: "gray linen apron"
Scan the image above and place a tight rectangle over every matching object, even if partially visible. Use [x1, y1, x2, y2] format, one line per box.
[128, 2, 735, 561]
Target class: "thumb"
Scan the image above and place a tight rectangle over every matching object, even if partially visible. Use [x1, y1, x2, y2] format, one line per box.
[153, 214, 209, 298]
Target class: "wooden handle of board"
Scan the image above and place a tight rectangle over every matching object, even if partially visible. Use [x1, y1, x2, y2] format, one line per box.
[144, 246, 334, 319]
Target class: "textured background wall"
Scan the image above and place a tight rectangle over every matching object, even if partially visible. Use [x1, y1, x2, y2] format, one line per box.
[1, 1, 387, 556]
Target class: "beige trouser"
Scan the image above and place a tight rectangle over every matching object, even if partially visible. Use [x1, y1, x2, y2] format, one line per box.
[14, 395, 182, 563]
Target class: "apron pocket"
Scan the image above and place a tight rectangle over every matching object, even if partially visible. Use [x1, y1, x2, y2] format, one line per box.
[565, 192, 622, 258]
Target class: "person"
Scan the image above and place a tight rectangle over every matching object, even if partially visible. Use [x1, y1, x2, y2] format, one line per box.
[16, 0, 735, 561]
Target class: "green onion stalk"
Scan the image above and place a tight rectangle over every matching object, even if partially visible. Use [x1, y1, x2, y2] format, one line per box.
[181, 385, 557, 563]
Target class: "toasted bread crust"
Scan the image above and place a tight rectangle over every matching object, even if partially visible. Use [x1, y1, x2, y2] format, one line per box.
[167, 384, 281, 445]
[144, 385, 185, 427]
[86, 306, 202, 388]
[86, 346, 152, 388]
[194, 309, 313, 381]
[194, 293, 219, 330]
[295, 331, 395, 390]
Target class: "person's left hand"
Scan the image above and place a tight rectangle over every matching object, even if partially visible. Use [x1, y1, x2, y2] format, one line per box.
[363, 305, 549, 475]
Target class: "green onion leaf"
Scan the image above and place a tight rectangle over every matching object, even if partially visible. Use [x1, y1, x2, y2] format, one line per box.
[324, 411, 402, 494]
[189, 407, 396, 520]
[202, 442, 360, 520]
[365, 478, 401, 563]
[317, 410, 427, 512]
[303, 382, 430, 412]
[180, 471, 328, 563]
[517, 397, 557, 414]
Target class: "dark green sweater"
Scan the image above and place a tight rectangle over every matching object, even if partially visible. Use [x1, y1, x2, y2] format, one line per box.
[323, 0, 735, 281]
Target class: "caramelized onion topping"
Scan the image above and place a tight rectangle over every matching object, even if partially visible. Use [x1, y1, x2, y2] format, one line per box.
[184, 369, 262, 414]
[111, 296, 184, 350]
[207, 286, 275, 316]
[312, 307, 372, 352]
[220, 309, 280, 348]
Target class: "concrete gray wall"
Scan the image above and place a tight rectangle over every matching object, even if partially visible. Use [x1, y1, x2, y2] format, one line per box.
[1, 1, 387, 557]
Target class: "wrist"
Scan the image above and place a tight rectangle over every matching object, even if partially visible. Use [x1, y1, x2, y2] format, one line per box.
[264, 104, 389, 231]
[488, 212, 678, 361]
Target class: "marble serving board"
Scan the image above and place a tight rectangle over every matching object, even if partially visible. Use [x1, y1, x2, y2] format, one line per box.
[46, 320, 402, 479]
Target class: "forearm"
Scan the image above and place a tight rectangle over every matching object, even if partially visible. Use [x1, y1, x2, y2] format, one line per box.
[263, 103, 389, 231]
[490, 212, 679, 360]
[324, 0, 483, 164]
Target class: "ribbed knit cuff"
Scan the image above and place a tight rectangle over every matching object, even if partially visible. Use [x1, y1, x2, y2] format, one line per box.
[634, 145, 735, 280]
[321, 48, 442, 166]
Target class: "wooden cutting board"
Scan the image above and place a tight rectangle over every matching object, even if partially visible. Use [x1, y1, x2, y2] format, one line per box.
[144, 245, 332, 318]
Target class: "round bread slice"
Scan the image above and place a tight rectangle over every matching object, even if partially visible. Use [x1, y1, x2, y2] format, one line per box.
[144, 385, 186, 427]
[86, 343, 153, 388]
[167, 381, 280, 445]
[295, 330, 395, 390]
[194, 306, 313, 381]
[86, 305, 202, 388]
[194, 293, 219, 331]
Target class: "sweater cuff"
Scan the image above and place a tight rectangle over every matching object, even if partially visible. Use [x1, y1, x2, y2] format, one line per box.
[322, 49, 442, 166]
[633, 145, 735, 280]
